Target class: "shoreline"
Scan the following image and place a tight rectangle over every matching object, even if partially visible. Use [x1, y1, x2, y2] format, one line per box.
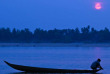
[0, 43, 110, 47]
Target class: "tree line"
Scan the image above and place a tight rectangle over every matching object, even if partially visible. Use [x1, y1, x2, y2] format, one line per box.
[0, 25, 110, 43]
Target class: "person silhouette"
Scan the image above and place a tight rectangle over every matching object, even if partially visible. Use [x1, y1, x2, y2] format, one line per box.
[91, 59, 103, 70]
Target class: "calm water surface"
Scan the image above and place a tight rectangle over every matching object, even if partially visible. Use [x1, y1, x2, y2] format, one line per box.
[0, 46, 110, 74]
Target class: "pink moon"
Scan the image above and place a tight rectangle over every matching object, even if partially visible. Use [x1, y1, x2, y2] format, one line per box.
[95, 2, 102, 10]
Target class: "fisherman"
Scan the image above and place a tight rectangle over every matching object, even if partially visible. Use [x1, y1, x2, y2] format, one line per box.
[91, 59, 103, 70]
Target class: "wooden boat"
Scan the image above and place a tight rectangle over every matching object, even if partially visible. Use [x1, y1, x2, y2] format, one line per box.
[4, 61, 100, 73]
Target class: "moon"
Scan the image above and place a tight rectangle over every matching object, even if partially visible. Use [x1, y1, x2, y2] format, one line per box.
[95, 2, 102, 10]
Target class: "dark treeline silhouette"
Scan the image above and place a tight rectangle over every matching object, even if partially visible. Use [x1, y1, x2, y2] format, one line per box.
[0, 25, 110, 43]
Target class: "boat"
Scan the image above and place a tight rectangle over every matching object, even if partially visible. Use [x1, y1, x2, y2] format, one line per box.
[4, 61, 100, 73]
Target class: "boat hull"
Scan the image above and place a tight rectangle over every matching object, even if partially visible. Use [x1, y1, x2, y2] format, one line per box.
[4, 61, 99, 73]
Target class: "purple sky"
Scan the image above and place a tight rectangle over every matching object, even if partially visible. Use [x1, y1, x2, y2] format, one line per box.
[0, 0, 110, 31]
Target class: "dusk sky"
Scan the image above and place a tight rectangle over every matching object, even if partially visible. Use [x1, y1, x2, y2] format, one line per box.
[0, 0, 110, 31]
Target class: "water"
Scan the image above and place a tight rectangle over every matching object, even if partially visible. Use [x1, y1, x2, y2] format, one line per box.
[0, 46, 110, 74]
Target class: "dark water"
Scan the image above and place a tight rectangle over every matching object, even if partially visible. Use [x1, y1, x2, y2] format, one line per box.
[0, 47, 110, 74]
